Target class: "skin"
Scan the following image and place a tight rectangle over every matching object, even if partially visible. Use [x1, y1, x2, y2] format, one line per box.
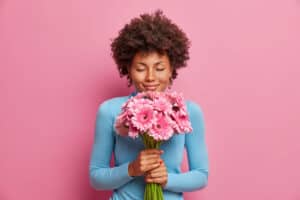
[128, 51, 173, 92]
[127, 51, 172, 187]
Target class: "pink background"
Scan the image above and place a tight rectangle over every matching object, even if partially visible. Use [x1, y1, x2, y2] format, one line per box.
[1, 0, 300, 199]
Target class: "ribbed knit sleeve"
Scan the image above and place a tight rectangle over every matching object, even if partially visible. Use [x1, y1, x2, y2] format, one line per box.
[164, 101, 209, 192]
[89, 100, 134, 190]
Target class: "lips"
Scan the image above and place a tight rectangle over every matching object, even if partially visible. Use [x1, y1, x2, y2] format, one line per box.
[144, 84, 159, 91]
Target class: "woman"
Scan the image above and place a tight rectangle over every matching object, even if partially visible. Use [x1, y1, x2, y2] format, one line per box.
[89, 10, 209, 200]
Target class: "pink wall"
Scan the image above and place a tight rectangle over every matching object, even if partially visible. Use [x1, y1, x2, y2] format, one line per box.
[1, 0, 299, 199]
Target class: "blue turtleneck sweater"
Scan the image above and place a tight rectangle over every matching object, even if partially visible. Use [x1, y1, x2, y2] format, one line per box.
[89, 91, 209, 200]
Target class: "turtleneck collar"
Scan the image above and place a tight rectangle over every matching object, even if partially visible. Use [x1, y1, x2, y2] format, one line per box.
[129, 88, 171, 97]
[129, 90, 138, 97]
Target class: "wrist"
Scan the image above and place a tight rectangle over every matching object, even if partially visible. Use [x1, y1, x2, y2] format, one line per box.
[128, 162, 135, 177]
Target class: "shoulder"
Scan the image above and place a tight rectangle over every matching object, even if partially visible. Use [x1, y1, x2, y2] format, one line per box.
[185, 100, 205, 134]
[97, 95, 129, 117]
[98, 96, 128, 109]
[185, 100, 204, 117]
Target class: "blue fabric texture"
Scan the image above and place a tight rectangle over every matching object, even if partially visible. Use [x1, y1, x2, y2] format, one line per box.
[89, 91, 209, 200]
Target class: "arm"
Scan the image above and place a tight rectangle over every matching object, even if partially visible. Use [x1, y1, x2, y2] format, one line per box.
[89, 100, 134, 190]
[164, 101, 209, 192]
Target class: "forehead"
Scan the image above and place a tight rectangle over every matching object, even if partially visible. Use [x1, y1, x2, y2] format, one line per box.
[133, 51, 169, 62]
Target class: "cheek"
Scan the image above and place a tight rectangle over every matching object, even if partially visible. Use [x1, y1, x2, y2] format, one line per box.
[157, 72, 172, 83]
[130, 71, 145, 83]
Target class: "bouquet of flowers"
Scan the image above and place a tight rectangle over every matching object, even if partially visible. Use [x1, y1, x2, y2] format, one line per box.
[114, 91, 193, 200]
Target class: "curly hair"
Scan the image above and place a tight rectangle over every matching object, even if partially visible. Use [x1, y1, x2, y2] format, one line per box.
[110, 9, 191, 86]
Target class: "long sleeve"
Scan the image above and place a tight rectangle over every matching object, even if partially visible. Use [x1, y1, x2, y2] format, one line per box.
[89, 100, 134, 190]
[164, 101, 209, 192]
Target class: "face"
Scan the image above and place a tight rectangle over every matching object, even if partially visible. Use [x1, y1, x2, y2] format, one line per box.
[129, 51, 173, 92]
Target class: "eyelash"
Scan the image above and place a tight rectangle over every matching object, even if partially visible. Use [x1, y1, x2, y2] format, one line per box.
[136, 68, 165, 72]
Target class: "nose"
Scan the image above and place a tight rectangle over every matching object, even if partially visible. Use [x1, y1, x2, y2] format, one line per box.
[146, 68, 155, 82]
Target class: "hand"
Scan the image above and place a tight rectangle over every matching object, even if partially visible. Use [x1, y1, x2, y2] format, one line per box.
[115, 124, 129, 136]
[128, 149, 163, 177]
[144, 159, 168, 187]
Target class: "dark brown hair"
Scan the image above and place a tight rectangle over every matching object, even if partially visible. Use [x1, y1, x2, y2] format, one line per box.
[111, 9, 191, 86]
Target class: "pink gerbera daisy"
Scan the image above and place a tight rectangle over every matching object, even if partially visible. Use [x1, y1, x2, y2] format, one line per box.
[171, 112, 193, 133]
[152, 97, 172, 113]
[149, 112, 174, 141]
[128, 125, 139, 138]
[131, 104, 155, 132]
[166, 91, 185, 108]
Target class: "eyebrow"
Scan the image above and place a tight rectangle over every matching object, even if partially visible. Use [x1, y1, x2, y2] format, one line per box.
[136, 61, 164, 66]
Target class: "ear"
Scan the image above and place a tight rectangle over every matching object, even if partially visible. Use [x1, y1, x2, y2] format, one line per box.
[126, 65, 131, 74]
[126, 75, 133, 87]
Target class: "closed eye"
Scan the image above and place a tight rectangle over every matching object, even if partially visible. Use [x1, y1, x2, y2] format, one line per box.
[136, 68, 145, 72]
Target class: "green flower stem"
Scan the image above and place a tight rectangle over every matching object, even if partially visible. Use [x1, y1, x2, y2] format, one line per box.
[141, 132, 164, 200]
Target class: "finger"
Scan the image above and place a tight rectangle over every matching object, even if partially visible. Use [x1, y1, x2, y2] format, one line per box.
[142, 161, 161, 172]
[146, 164, 164, 174]
[133, 156, 159, 171]
[140, 155, 161, 165]
[145, 176, 168, 184]
[140, 155, 163, 167]
[140, 154, 161, 161]
[146, 169, 167, 178]
[141, 149, 163, 155]
[144, 158, 165, 171]
[115, 125, 129, 135]
[149, 169, 166, 177]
